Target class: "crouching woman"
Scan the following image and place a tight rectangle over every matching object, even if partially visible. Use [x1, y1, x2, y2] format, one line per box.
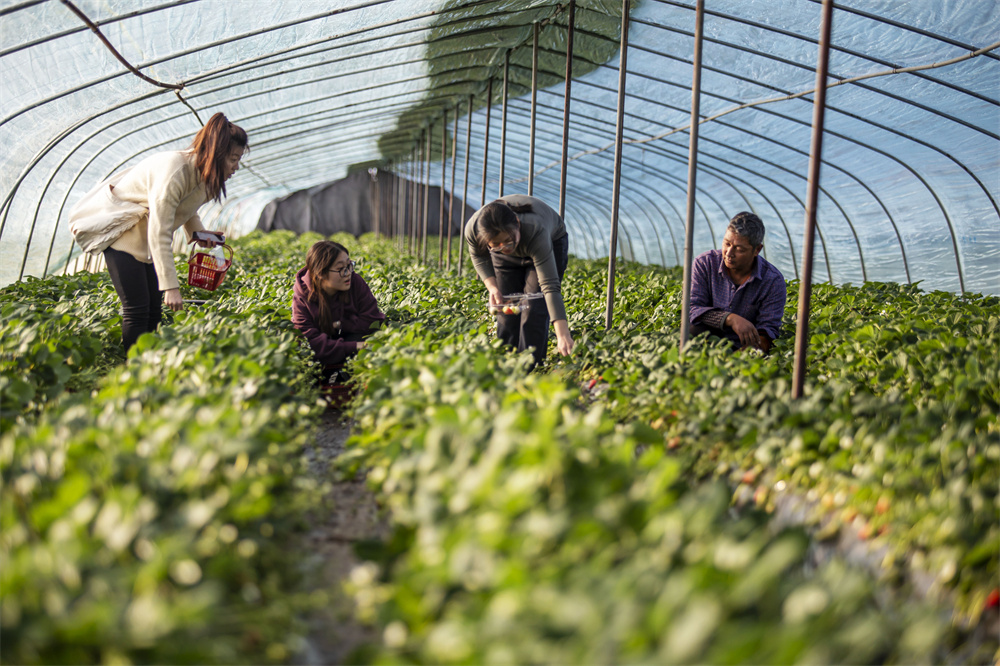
[292, 241, 385, 377]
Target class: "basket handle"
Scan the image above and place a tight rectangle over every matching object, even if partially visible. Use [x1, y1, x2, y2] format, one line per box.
[188, 243, 233, 268]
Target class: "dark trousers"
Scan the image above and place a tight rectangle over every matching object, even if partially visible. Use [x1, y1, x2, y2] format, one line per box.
[492, 235, 569, 366]
[103, 247, 162, 352]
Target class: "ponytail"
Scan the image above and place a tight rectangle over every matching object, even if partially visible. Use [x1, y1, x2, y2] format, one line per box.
[190, 112, 249, 202]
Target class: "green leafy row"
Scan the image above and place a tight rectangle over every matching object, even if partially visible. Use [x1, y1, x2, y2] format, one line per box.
[0, 273, 124, 428]
[341, 325, 951, 664]
[3, 231, 996, 664]
[1, 232, 333, 664]
[557, 269, 999, 623]
[337, 236, 997, 663]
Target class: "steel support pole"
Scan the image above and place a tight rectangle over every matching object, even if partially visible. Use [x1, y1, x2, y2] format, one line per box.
[499, 50, 510, 198]
[792, 0, 834, 399]
[397, 162, 403, 251]
[396, 163, 404, 249]
[411, 146, 419, 255]
[415, 140, 423, 256]
[375, 170, 381, 238]
[604, 0, 631, 331]
[559, 0, 576, 220]
[460, 94, 473, 277]
[368, 173, 378, 236]
[438, 109, 447, 268]
[529, 23, 539, 196]
[422, 129, 431, 264]
[404, 150, 410, 253]
[679, 0, 705, 349]
[447, 103, 459, 271]
[402, 159, 409, 251]
[480, 79, 493, 208]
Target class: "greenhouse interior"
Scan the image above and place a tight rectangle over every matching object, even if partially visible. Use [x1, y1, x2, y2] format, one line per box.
[2, 0, 998, 663]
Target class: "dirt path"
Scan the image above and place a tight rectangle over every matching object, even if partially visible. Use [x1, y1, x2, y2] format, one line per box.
[296, 409, 390, 665]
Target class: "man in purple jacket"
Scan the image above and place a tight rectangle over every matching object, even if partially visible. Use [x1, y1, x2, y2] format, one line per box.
[689, 212, 787, 353]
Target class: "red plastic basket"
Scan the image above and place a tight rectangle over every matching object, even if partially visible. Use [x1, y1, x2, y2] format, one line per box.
[187, 244, 233, 291]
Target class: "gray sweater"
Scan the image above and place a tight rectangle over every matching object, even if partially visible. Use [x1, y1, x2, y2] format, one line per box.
[464, 194, 568, 321]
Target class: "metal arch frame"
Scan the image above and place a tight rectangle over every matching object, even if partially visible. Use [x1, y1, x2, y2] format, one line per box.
[459, 115, 609, 261]
[581, 38, 999, 228]
[3, 0, 995, 291]
[509, 95, 756, 268]
[7, 3, 992, 189]
[2, 0, 415, 126]
[515, 61, 868, 284]
[499, 71, 815, 272]
[8, 68, 470, 263]
[493, 104, 681, 266]
[503, 92, 811, 280]
[623, 21, 993, 290]
[505, 96, 770, 268]
[647, 0, 1000, 108]
[27, 75, 772, 282]
[2, 64, 464, 218]
[533, 27, 991, 290]
[633, 8, 1000, 139]
[3, 1, 600, 185]
[1, 0, 202, 58]
[460, 107, 640, 260]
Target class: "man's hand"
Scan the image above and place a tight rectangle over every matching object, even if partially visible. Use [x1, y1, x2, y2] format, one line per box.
[725, 312, 760, 349]
[164, 288, 184, 312]
[757, 331, 772, 354]
[554, 319, 574, 356]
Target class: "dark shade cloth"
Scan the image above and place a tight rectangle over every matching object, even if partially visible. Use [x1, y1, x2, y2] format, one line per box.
[689, 249, 787, 345]
[258, 168, 476, 238]
[493, 234, 569, 366]
[292, 267, 385, 366]
[103, 246, 162, 352]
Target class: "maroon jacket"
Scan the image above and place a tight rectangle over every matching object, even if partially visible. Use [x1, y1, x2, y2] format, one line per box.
[292, 267, 386, 366]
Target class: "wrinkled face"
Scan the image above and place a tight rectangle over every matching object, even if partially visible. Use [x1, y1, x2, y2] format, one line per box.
[320, 251, 354, 294]
[722, 229, 761, 276]
[487, 227, 520, 255]
[223, 145, 245, 181]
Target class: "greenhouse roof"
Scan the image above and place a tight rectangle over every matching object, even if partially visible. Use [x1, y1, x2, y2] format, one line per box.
[1, 0, 998, 293]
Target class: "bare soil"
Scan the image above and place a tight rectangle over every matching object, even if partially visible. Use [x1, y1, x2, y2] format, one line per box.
[295, 409, 390, 665]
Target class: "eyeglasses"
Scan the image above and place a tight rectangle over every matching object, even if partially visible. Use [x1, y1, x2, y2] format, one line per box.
[487, 238, 516, 253]
[326, 260, 356, 277]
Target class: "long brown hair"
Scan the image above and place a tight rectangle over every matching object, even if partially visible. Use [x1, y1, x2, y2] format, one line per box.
[190, 112, 249, 203]
[305, 240, 350, 335]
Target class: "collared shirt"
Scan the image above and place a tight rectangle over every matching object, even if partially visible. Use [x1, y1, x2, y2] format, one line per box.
[689, 249, 787, 343]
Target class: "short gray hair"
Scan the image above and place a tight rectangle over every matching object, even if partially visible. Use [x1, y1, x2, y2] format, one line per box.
[728, 211, 765, 247]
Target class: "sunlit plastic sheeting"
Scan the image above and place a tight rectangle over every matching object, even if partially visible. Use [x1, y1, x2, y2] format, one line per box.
[1, 0, 998, 294]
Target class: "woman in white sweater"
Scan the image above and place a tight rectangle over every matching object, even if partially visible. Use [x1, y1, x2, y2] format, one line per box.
[71, 112, 248, 351]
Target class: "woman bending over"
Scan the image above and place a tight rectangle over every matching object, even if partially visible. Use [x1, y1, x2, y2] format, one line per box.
[464, 194, 573, 366]
[70, 112, 247, 351]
